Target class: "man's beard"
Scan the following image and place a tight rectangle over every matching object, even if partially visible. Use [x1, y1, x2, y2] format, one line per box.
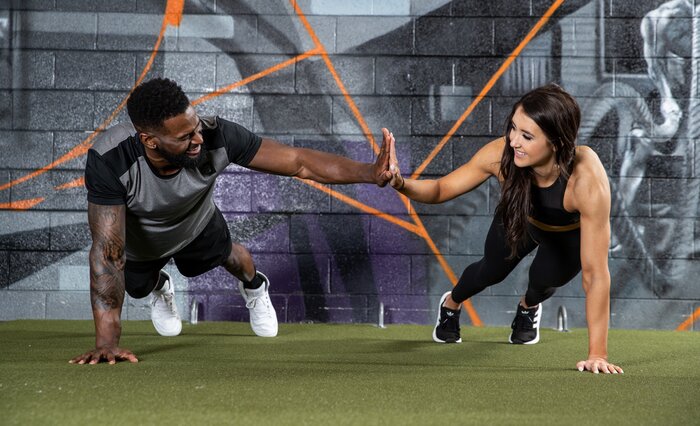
[156, 144, 208, 170]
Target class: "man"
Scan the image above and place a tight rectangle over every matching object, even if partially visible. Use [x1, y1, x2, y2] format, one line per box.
[70, 78, 393, 364]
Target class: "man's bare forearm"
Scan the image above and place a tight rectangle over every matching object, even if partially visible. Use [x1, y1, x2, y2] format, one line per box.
[87, 203, 127, 348]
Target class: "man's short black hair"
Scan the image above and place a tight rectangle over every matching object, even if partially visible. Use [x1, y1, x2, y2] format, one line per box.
[127, 78, 190, 132]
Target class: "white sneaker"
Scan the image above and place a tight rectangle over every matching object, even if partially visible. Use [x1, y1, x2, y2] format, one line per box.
[150, 270, 182, 337]
[237, 271, 278, 337]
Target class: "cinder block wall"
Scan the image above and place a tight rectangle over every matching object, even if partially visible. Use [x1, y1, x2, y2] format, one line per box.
[1, 0, 698, 331]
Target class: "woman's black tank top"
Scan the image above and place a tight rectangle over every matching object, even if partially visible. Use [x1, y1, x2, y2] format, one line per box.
[528, 174, 580, 232]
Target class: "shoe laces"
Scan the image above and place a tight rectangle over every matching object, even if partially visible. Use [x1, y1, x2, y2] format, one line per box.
[512, 309, 534, 331]
[441, 309, 460, 332]
[152, 289, 176, 314]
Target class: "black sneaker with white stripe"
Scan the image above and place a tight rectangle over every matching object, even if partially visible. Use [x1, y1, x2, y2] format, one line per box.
[432, 291, 462, 343]
[509, 302, 542, 344]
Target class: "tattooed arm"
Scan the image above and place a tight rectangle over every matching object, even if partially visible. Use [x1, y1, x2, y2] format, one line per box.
[69, 203, 137, 364]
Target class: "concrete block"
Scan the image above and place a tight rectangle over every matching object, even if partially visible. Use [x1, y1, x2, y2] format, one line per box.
[370, 214, 448, 255]
[216, 54, 295, 94]
[2, 0, 56, 10]
[290, 214, 370, 253]
[55, 51, 135, 91]
[56, 0, 137, 12]
[333, 95, 410, 136]
[649, 179, 690, 217]
[375, 56, 453, 95]
[256, 15, 335, 54]
[97, 13, 177, 51]
[411, 95, 491, 136]
[0, 211, 50, 250]
[333, 254, 410, 295]
[0, 290, 46, 320]
[610, 298, 692, 330]
[605, 257, 655, 298]
[644, 218, 693, 259]
[0, 250, 8, 288]
[337, 16, 413, 54]
[415, 17, 492, 56]
[448, 215, 493, 255]
[253, 94, 332, 135]
[179, 14, 234, 38]
[224, 213, 290, 253]
[252, 174, 330, 213]
[0, 90, 10, 129]
[452, 0, 532, 17]
[9, 250, 86, 290]
[611, 178, 650, 217]
[46, 291, 92, 319]
[584, 138, 615, 177]
[295, 55, 374, 95]
[250, 253, 302, 292]
[137, 52, 216, 92]
[54, 131, 93, 169]
[124, 294, 151, 320]
[214, 173, 252, 212]
[13, 90, 93, 131]
[57, 263, 90, 291]
[0, 50, 54, 89]
[305, 0, 373, 15]
[12, 11, 97, 50]
[11, 169, 87, 211]
[187, 266, 237, 293]
[181, 14, 256, 54]
[653, 259, 700, 300]
[372, 0, 411, 16]
[410, 0, 451, 17]
[380, 294, 431, 324]
[494, 17, 551, 56]
[49, 211, 90, 251]
[193, 93, 253, 129]
[329, 182, 412, 215]
[0, 131, 53, 168]
[93, 92, 131, 130]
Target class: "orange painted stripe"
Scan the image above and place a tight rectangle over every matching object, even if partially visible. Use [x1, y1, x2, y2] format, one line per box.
[409, 210, 482, 326]
[0, 197, 45, 210]
[193, 48, 322, 106]
[165, 0, 185, 26]
[299, 178, 422, 236]
[0, 18, 170, 193]
[411, 0, 566, 179]
[55, 177, 85, 191]
[289, 0, 379, 154]
[676, 307, 700, 331]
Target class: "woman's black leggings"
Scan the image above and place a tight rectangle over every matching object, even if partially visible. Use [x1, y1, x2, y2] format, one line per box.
[451, 214, 581, 307]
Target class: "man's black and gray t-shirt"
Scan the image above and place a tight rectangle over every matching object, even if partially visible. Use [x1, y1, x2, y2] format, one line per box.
[85, 116, 261, 262]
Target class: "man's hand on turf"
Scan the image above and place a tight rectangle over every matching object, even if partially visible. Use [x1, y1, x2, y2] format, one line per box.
[373, 128, 394, 187]
[69, 347, 138, 365]
[576, 357, 623, 374]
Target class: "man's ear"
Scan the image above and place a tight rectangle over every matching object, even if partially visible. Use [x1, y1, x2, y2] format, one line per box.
[139, 132, 157, 150]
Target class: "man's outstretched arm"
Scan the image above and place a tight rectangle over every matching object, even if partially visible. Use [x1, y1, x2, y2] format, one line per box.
[70, 203, 136, 364]
[246, 129, 394, 186]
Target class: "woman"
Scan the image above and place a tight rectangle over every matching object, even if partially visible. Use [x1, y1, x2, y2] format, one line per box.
[387, 84, 623, 374]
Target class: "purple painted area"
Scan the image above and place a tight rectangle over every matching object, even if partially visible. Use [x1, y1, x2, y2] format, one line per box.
[214, 173, 253, 212]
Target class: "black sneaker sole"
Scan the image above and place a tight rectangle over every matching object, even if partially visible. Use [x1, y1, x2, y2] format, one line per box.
[432, 291, 462, 344]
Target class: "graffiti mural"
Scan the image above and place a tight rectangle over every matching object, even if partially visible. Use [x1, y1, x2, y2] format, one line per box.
[0, 0, 698, 331]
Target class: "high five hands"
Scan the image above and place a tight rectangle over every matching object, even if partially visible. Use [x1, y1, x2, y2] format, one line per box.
[375, 128, 404, 190]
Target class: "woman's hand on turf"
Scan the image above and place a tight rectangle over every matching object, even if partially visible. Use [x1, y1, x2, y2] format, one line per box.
[69, 347, 139, 365]
[576, 357, 623, 374]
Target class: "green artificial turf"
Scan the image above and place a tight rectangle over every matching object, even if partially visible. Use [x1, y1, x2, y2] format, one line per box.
[0, 320, 698, 425]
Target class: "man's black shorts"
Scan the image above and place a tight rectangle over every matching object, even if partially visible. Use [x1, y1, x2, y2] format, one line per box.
[124, 207, 232, 298]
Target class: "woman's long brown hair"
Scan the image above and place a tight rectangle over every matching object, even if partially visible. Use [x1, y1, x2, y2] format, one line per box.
[495, 84, 581, 258]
